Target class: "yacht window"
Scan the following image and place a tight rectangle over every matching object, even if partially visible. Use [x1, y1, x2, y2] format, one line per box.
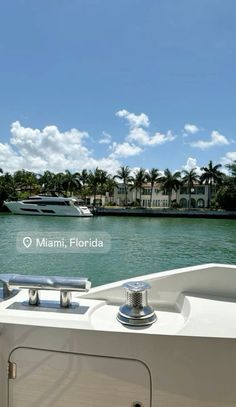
[41, 209, 55, 213]
[23, 200, 67, 206]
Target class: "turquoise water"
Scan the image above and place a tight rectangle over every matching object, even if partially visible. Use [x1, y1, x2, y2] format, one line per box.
[0, 214, 235, 286]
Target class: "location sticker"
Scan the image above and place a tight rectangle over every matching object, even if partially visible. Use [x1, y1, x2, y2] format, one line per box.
[23, 236, 33, 249]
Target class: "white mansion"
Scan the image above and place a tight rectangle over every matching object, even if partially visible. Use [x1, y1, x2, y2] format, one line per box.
[88, 183, 213, 208]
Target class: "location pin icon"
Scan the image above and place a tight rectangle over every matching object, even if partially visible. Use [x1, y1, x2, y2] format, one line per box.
[23, 236, 32, 249]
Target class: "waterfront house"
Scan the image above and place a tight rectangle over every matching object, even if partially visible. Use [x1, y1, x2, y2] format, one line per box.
[113, 183, 211, 208]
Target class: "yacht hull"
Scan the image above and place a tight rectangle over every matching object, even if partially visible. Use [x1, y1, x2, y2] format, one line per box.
[4, 201, 93, 217]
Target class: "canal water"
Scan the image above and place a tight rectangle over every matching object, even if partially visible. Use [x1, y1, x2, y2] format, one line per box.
[0, 214, 235, 286]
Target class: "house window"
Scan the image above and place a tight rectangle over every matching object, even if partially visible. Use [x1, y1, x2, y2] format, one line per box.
[180, 186, 188, 195]
[196, 186, 205, 195]
[179, 198, 187, 208]
[142, 188, 152, 195]
[197, 198, 205, 208]
[190, 198, 196, 208]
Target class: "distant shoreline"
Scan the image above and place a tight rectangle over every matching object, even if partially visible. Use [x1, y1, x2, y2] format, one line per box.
[93, 207, 236, 219]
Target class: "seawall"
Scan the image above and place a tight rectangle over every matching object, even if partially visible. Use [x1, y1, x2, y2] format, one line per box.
[93, 207, 236, 219]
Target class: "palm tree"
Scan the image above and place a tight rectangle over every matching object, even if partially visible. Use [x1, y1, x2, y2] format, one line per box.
[14, 169, 39, 193]
[182, 169, 199, 208]
[105, 176, 118, 204]
[131, 168, 147, 205]
[0, 172, 17, 207]
[38, 171, 57, 192]
[87, 168, 102, 207]
[95, 169, 108, 203]
[115, 166, 132, 206]
[146, 168, 160, 207]
[200, 161, 224, 207]
[54, 172, 66, 193]
[99, 170, 108, 196]
[79, 169, 89, 186]
[62, 170, 81, 196]
[159, 169, 181, 208]
[226, 161, 236, 178]
[79, 169, 89, 203]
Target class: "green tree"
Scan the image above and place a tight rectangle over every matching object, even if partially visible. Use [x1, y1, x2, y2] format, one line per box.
[14, 169, 39, 194]
[38, 171, 58, 192]
[54, 172, 67, 193]
[98, 170, 108, 196]
[226, 161, 236, 178]
[182, 168, 199, 208]
[215, 177, 236, 210]
[79, 169, 89, 202]
[160, 169, 181, 208]
[115, 166, 132, 206]
[146, 168, 160, 207]
[0, 172, 17, 208]
[79, 169, 89, 186]
[62, 170, 81, 196]
[105, 176, 117, 204]
[88, 168, 103, 206]
[200, 161, 224, 207]
[131, 168, 147, 205]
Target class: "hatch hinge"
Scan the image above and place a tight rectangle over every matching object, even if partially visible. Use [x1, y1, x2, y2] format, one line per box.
[8, 362, 17, 379]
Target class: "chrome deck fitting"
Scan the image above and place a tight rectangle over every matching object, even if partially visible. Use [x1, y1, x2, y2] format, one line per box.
[7, 275, 91, 309]
[60, 290, 72, 308]
[117, 281, 157, 327]
[29, 289, 40, 306]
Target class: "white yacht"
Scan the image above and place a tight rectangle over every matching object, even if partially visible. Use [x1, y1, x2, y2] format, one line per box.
[0, 263, 236, 406]
[4, 194, 93, 217]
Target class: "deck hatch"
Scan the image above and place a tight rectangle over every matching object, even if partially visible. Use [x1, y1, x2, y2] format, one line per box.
[8, 348, 151, 407]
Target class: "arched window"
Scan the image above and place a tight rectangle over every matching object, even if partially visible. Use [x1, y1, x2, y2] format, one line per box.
[197, 198, 205, 208]
[179, 198, 187, 208]
[190, 198, 196, 208]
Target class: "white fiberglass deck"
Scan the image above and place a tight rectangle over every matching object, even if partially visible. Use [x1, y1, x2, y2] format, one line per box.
[1, 263, 236, 406]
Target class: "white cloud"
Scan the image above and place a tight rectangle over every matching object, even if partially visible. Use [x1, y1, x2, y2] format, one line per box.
[182, 157, 202, 175]
[10, 121, 90, 159]
[99, 131, 112, 144]
[224, 151, 236, 161]
[220, 151, 236, 166]
[190, 130, 229, 149]
[110, 142, 143, 158]
[116, 109, 175, 146]
[127, 128, 175, 146]
[85, 157, 121, 174]
[0, 121, 121, 174]
[0, 142, 24, 172]
[127, 127, 150, 145]
[116, 109, 150, 128]
[148, 130, 175, 145]
[183, 124, 200, 134]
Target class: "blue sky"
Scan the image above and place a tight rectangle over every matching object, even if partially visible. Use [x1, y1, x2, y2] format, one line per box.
[0, 0, 236, 174]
